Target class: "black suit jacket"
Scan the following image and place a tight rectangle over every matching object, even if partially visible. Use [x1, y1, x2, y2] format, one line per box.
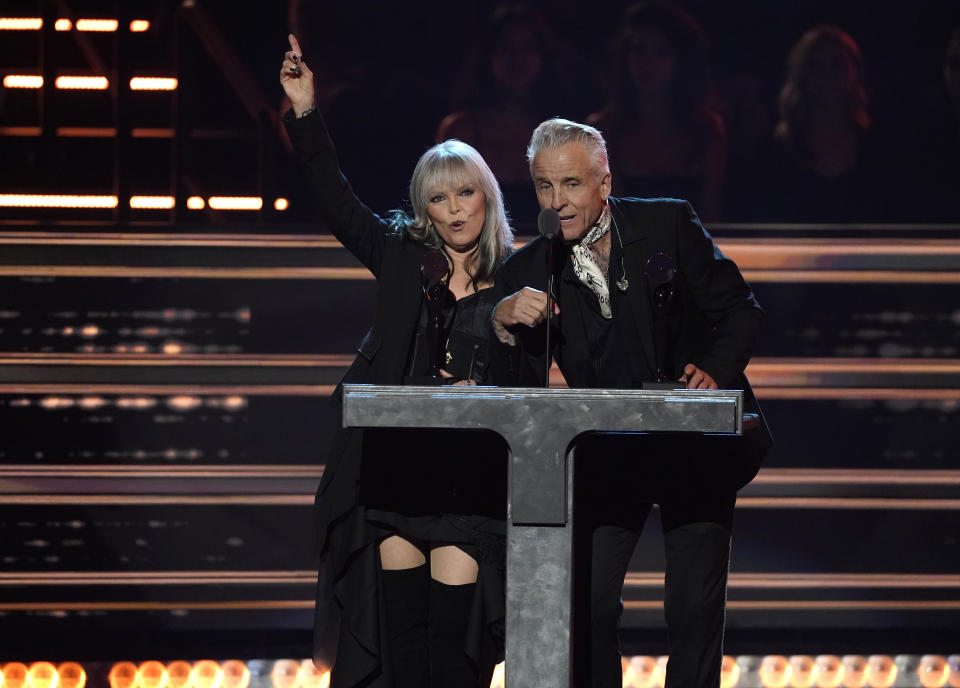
[491, 197, 772, 488]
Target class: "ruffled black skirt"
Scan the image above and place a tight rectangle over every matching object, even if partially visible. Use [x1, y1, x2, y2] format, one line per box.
[312, 424, 508, 688]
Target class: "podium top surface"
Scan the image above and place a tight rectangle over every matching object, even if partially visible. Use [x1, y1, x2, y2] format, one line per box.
[342, 384, 741, 402]
[342, 384, 744, 435]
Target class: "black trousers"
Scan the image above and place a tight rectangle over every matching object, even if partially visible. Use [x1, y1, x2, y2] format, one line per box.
[572, 433, 738, 688]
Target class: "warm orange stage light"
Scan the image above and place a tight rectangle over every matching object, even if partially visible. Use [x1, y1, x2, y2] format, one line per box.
[57, 663, 87, 688]
[130, 20, 150, 32]
[108, 663, 139, 688]
[220, 662, 250, 688]
[193, 661, 223, 688]
[75, 19, 118, 32]
[0, 194, 118, 208]
[130, 196, 176, 209]
[274, 198, 290, 211]
[186, 196, 206, 210]
[54, 18, 72, 31]
[3, 75, 43, 88]
[55, 76, 109, 90]
[208, 197, 263, 211]
[28, 663, 59, 688]
[130, 77, 178, 91]
[165, 662, 192, 688]
[0, 18, 43, 30]
[138, 661, 168, 688]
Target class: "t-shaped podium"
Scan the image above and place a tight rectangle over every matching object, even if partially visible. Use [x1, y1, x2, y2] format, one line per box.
[342, 384, 744, 687]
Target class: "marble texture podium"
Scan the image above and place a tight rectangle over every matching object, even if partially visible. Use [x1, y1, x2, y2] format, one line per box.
[342, 385, 744, 688]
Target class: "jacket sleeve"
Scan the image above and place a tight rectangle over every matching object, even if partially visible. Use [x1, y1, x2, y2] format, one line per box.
[283, 109, 390, 277]
[486, 251, 551, 388]
[675, 201, 764, 387]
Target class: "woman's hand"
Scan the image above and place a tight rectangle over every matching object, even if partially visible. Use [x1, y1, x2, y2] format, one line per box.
[280, 33, 315, 116]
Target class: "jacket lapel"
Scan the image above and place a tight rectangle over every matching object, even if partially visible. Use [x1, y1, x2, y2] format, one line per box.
[611, 200, 659, 378]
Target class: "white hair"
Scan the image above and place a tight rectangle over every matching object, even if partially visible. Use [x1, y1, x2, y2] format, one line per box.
[527, 118, 610, 179]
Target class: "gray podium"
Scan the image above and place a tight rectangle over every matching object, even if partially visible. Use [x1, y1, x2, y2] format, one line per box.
[342, 384, 744, 688]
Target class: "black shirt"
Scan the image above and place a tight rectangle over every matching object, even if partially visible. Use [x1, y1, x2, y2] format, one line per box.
[559, 236, 654, 388]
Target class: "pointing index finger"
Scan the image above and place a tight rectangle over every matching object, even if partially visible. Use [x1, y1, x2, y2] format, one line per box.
[288, 33, 303, 58]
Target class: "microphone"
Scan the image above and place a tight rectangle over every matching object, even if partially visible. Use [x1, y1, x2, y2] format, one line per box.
[537, 208, 561, 239]
[421, 249, 449, 288]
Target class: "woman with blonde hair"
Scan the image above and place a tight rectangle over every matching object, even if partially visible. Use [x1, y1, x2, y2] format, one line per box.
[732, 25, 886, 222]
[281, 34, 512, 688]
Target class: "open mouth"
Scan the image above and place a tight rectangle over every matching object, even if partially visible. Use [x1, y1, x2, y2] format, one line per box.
[450, 221, 466, 229]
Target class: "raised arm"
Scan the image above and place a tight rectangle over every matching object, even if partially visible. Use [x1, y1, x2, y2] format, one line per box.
[280, 34, 388, 276]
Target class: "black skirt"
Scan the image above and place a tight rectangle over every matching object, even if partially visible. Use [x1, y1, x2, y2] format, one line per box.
[313, 420, 508, 688]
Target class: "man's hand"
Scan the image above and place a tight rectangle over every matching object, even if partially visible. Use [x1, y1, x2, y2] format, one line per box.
[280, 34, 315, 116]
[679, 363, 718, 390]
[492, 287, 559, 346]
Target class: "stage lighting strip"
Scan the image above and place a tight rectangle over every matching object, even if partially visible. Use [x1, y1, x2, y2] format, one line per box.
[0, 266, 367, 278]
[2, 75, 176, 90]
[0, 17, 43, 29]
[6, 657, 960, 688]
[0, 231, 958, 254]
[0, 264, 955, 281]
[0, 353, 351, 364]
[0, 458, 958, 508]
[0, 570, 318, 585]
[0, 495, 315, 505]
[0, 18, 150, 31]
[0, 231, 957, 280]
[0, 570, 958, 590]
[626, 572, 960, 589]
[622, 600, 960, 611]
[0, 194, 119, 208]
[0, 195, 289, 211]
[0, 233, 340, 247]
[5, 465, 957, 486]
[5, 353, 953, 375]
[0, 465, 323, 478]
[0, 374, 954, 401]
[0, 597, 955, 612]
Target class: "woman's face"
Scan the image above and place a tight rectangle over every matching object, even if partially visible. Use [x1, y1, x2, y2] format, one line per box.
[627, 28, 677, 92]
[805, 41, 859, 104]
[426, 181, 487, 254]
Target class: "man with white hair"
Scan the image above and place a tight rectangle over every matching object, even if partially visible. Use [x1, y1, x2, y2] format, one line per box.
[491, 118, 772, 688]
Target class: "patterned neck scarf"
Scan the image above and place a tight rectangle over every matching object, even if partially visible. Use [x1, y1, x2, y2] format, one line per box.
[570, 203, 613, 318]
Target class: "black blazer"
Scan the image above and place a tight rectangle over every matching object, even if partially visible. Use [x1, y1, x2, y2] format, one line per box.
[491, 197, 773, 488]
[285, 109, 430, 389]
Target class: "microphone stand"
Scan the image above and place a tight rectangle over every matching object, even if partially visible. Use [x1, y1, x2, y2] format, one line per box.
[537, 208, 561, 390]
[421, 249, 451, 380]
[544, 237, 554, 388]
[425, 283, 446, 378]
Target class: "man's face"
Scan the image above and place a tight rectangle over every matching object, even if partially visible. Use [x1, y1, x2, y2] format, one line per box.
[531, 142, 611, 242]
